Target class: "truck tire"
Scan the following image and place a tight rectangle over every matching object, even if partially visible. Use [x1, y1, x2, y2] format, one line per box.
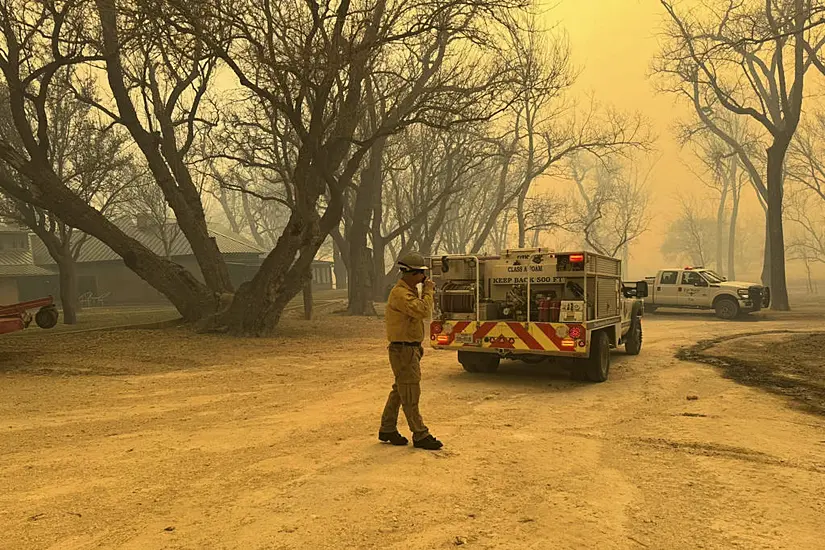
[625, 315, 642, 355]
[585, 331, 610, 382]
[458, 351, 500, 373]
[644, 302, 658, 314]
[35, 306, 59, 329]
[714, 297, 740, 320]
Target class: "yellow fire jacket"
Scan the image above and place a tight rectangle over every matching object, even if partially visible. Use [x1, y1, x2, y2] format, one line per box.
[385, 280, 434, 343]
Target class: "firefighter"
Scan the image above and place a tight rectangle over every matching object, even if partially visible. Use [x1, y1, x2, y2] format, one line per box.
[378, 251, 443, 450]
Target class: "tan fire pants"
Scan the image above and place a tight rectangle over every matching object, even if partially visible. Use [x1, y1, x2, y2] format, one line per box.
[380, 343, 430, 441]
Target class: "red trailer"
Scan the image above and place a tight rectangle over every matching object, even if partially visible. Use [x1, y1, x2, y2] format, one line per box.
[0, 297, 59, 335]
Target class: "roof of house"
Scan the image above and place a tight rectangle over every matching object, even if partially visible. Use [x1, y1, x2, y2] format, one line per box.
[32, 224, 266, 265]
[0, 249, 34, 266]
[0, 264, 56, 277]
[0, 224, 27, 233]
[0, 248, 55, 277]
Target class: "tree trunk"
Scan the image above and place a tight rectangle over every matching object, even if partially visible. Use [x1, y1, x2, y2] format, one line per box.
[222, 211, 318, 336]
[303, 279, 313, 320]
[372, 241, 388, 302]
[716, 180, 729, 277]
[220, 170, 345, 335]
[348, 246, 376, 316]
[761, 218, 771, 287]
[56, 254, 79, 325]
[728, 164, 740, 281]
[803, 254, 813, 294]
[216, 185, 242, 235]
[332, 234, 348, 289]
[347, 137, 385, 316]
[766, 143, 790, 310]
[371, 164, 388, 303]
[621, 243, 629, 279]
[516, 188, 528, 248]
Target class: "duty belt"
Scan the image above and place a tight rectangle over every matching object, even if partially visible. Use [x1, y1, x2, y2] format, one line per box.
[390, 341, 422, 346]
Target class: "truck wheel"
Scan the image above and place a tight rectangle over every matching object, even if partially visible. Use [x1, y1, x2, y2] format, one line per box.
[644, 303, 658, 314]
[585, 331, 611, 383]
[35, 306, 59, 329]
[458, 351, 500, 373]
[625, 316, 642, 355]
[458, 351, 479, 372]
[714, 297, 739, 320]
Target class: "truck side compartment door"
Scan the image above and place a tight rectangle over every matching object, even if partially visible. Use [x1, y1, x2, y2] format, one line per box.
[654, 270, 681, 306]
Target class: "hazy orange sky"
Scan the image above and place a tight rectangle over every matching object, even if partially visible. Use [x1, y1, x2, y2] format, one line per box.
[547, 0, 697, 278]
[544, 0, 770, 280]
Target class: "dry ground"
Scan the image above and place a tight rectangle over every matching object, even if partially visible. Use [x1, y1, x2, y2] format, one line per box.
[1, 302, 824, 549]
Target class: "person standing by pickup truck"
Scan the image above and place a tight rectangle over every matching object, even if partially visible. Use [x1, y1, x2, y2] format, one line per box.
[378, 252, 444, 451]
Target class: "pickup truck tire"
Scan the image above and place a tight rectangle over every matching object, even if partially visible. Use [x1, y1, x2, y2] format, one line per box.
[714, 297, 740, 320]
[585, 331, 610, 383]
[458, 351, 500, 373]
[644, 303, 658, 314]
[624, 316, 642, 355]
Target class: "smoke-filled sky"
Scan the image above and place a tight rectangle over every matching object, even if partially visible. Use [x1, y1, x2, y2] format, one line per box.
[546, 0, 771, 280]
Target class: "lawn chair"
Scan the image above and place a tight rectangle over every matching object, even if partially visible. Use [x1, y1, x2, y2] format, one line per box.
[78, 291, 93, 308]
[92, 292, 111, 307]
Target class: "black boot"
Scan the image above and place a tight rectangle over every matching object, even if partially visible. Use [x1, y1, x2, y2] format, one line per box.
[379, 431, 409, 446]
[413, 435, 443, 450]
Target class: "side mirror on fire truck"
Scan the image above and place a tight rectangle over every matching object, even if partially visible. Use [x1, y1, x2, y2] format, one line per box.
[635, 280, 649, 299]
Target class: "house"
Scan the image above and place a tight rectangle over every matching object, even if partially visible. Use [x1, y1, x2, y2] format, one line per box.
[0, 221, 336, 306]
[0, 226, 57, 304]
[311, 260, 334, 291]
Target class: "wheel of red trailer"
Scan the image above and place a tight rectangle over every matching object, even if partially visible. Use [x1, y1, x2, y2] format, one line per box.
[585, 331, 610, 383]
[35, 306, 59, 329]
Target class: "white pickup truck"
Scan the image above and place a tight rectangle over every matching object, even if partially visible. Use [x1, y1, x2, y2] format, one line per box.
[643, 267, 770, 319]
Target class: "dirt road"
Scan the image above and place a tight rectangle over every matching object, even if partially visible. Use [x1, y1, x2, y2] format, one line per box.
[1, 310, 824, 549]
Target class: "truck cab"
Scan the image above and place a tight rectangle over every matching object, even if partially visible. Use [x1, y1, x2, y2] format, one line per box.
[645, 267, 770, 319]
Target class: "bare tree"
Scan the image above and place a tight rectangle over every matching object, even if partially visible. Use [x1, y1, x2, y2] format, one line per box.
[364, 123, 494, 306]
[0, 96, 135, 324]
[787, 111, 825, 203]
[655, 0, 819, 310]
[682, 126, 751, 279]
[161, 0, 530, 334]
[562, 154, 652, 259]
[90, 0, 233, 296]
[661, 198, 716, 267]
[785, 185, 825, 264]
[496, 13, 651, 248]
[0, 0, 218, 320]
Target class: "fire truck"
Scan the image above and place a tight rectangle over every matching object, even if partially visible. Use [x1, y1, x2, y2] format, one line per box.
[427, 249, 648, 382]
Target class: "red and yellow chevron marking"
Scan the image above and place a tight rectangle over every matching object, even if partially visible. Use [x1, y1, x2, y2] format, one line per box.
[429, 320, 588, 354]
